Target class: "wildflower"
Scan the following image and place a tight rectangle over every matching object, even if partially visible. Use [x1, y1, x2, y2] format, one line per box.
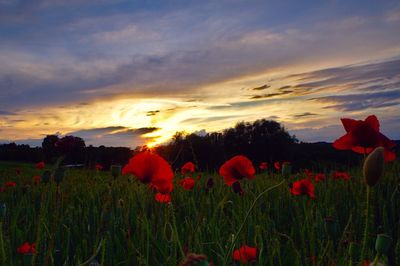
[33, 175, 41, 184]
[181, 253, 212, 266]
[5, 182, 16, 187]
[122, 152, 174, 194]
[180, 177, 196, 191]
[333, 115, 396, 161]
[95, 163, 103, 171]
[315, 173, 326, 182]
[332, 171, 351, 180]
[233, 245, 257, 264]
[274, 161, 280, 170]
[17, 242, 37, 254]
[155, 193, 171, 203]
[290, 178, 316, 199]
[181, 162, 196, 175]
[36, 161, 45, 169]
[259, 162, 268, 170]
[219, 155, 255, 186]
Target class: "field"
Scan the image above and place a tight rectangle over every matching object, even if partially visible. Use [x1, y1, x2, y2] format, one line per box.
[0, 158, 399, 266]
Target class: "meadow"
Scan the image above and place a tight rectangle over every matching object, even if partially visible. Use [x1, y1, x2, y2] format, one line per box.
[0, 156, 398, 265]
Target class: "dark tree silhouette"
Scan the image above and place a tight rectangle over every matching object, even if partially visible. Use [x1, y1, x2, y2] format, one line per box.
[42, 135, 60, 163]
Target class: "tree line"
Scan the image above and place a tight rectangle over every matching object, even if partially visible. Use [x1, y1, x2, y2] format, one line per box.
[1, 119, 397, 171]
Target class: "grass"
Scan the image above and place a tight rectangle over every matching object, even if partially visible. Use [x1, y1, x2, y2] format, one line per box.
[0, 160, 399, 265]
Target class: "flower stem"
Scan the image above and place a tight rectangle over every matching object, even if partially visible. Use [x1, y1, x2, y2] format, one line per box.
[223, 180, 285, 266]
[360, 186, 371, 263]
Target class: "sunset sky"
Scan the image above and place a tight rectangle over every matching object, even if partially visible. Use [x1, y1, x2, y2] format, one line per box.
[1, 0, 400, 148]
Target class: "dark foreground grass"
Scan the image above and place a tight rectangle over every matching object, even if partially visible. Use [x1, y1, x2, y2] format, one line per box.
[0, 161, 399, 265]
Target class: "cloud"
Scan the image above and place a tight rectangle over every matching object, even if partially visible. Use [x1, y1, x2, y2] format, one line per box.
[68, 126, 159, 147]
[293, 112, 318, 118]
[312, 89, 400, 111]
[252, 84, 270, 91]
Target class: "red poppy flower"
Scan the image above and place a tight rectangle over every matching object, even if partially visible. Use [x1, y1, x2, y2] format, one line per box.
[233, 245, 257, 264]
[179, 177, 196, 191]
[315, 173, 326, 182]
[33, 175, 41, 184]
[290, 178, 316, 199]
[15, 168, 21, 175]
[219, 155, 255, 186]
[154, 193, 171, 203]
[17, 242, 37, 254]
[181, 162, 196, 175]
[36, 161, 45, 169]
[122, 152, 174, 194]
[95, 163, 103, 171]
[274, 161, 280, 170]
[332, 171, 351, 180]
[259, 162, 268, 170]
[5, 181, 16, 187]
[333, 115, 396, 161]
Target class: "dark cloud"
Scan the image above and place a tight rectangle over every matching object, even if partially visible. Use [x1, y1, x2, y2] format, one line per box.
[67, 126, 159, 147]
[290, 58, 400, 91]
[0, 110, 15, 115]
[252, 84, 270, 91]
[313, 89, 400, 111]
[146, 110, 160, 116]
[293, 112, 318, 118]
[250, 90, 293, 99]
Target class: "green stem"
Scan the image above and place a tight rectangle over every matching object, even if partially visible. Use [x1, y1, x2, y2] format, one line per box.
[371, 253, 381, 266]
[170, 204, 185, 259]
[361, 186, 371, 262]
[223, 180, 285, 266]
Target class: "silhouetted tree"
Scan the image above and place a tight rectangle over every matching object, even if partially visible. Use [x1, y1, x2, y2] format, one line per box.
[42, 135, 60, 163]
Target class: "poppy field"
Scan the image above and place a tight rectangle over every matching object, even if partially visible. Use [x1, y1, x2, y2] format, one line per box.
[0, 115, 399, 266]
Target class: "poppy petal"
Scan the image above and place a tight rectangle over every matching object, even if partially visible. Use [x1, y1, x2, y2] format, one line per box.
[365, 115, 380, 132]
[341, 118, 357, 132]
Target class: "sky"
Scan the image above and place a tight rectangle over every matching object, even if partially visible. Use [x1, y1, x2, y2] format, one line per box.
[0, 0, 400, 148]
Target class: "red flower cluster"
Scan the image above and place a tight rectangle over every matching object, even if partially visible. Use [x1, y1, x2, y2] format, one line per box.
[233, 245, 257, 264]
[333, 115, 396, 161]
[33, 175, 41, 185]
[17, 242, 37, 254]
[259, 162, 268, 170]
[290, 178, 316, 199]
[179, 177, 196, 191]
[95, 163, 103, 171]
[332, 171, 351, 180]
[36, 161, 45, 169]
[314, 173, 326, 182]
[155, 193, 171, 203]
[219, 155, 255, 186]
[181, 162, 196, 175]
[5, 181, 16, 187]
[122, 152, 174, 202]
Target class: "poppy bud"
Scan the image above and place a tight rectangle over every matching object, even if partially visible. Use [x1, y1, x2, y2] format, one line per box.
[206, 177, 214, 190]
[54, 168, 64, 184]
[111, 165, 121, 179]
[363, 147, 384, 186]
[42, 170, 51, 184]
[0, 203, 6, 218]
[375, 234, 392, 254]
[281, 162, 292, 178]
[324, 216, 339, 241]
[232, 182, 244, 196]
[180, 253, 211, 266]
